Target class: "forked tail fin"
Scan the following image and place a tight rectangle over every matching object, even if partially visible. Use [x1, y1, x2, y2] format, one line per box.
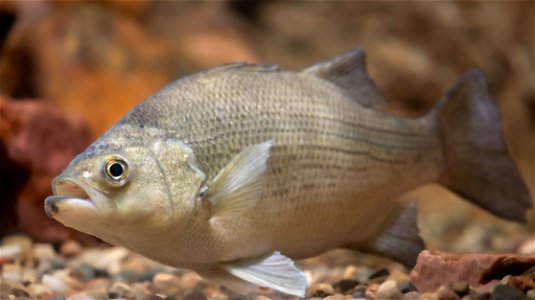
[436, 70, 531, 222]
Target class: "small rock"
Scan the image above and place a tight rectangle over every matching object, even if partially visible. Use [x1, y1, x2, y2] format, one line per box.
[2, 235, 33, 263]
[308, 283, 335, 298]
[108, 281, 132, 299]
[508, 275, 535, 291]
[42, 274, 67, 294]
[52, 269, 84, 290]
[491, 284, 525, 300]
[152, 272, 182, 297]
[254, 296, 272, 300]
[398, 280, 417, 294]
[435, 286, 460, 300]
[86, 278, 112, 297]
[352, 284, 367, 298]
[130, 281, 152, 299]
[403, 291, 420, 299]
[342, 265, 359, 279]
[0, 244, 22, 261]
[179, 271, 204, 290]
[60, 239, 82, 257]
[451, 281, 469, 297]
[365, 283, 379, 299]
[518, 238, 535, 255]
[21, 269, 38, 285]
[475, 280, 500, 294]
[70, 265, 97, 282]
[376, 280, 403, 300]
[27, 284, 53, 299]
[1, 263, 21, 282]
[335, 279, 359, 293]
[324, 293, 345, 300]
[369, 268, 390, 283]
[183, 288, 208, 300]
[526, 289, 535, 299]
[33, 243, 56, 260]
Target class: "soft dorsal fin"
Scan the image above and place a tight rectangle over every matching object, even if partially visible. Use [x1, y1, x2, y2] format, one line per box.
[301, 48, 386, 108]
[219, 251, 308, 297]
[203, 141, 272, 220]
[207, 63, 280, 74]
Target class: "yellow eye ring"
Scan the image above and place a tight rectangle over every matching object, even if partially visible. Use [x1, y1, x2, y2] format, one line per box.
[104, 157, 129, 183]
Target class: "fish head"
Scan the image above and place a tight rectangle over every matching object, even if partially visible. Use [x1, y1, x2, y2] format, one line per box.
[45, 134, 206, 242]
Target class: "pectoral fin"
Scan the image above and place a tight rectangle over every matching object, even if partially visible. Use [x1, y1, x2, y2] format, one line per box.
[349, 202, 424, 268]
[204, 141, 272, 220]
[219, 251, 308, 298]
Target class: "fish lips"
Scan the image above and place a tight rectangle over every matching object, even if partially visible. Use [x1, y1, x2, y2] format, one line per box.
[45, 177, 106, 218]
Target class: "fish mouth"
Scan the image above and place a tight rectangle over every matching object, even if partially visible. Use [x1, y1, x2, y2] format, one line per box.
[45, 177, 100, 218]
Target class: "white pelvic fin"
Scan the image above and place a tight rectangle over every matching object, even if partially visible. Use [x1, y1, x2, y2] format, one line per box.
[198, 268, 257, 296]
[220, 251, 307, 298]
[204, 140, 272, 219]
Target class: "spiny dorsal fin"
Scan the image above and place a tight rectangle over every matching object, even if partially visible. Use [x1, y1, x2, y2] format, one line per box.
[203, 141, 272, 220]
[220, 251, 308, 297]
[301, 48, 386, 108]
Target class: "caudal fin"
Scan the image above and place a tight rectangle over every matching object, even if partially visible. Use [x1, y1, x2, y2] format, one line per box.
[437, 70, 531, 222]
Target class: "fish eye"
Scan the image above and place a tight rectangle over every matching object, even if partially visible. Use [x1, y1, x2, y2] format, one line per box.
[104, 156, 129, 185]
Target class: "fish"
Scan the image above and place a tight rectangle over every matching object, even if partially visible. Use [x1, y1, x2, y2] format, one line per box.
[44, 48, 531, 297]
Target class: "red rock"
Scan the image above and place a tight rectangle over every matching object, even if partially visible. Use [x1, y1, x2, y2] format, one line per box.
[410, 250, 535, 293]
[0, 97, 91, 242]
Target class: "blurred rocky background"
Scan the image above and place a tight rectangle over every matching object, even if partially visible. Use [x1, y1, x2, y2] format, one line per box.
[0, 1, 533, 299]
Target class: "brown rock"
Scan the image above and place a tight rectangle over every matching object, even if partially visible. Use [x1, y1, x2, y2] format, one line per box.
[410, 250, 535, 293]
[2, 4, 171, 138]
[0, 97, 91, 242]
[151, 272, 183, 297]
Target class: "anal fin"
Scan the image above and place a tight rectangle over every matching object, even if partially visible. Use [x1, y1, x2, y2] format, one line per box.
[350, 202, 424, 268]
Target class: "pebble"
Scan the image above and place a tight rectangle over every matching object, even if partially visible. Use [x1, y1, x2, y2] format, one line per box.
[42, 274, 67, 294]
[152, 272, 183, 297]
[27, 283, 54, 299]
[324, 293, 346, 300]
[108, 281, 133, 298]
[398, 280, 417, 294]
[335, 279, 359, 293]
[451, 281, 469, 296]
[308, 283, 335, 298]
[2, 235, 33, 263]
[0, 244, 23, 262]
[352, 284, 367, 298]
[376, 280, 403, 300]
[490, 284, 526, 300]
[369, 268, 391, 283]
[435, 285, 460, 300]
[1, 263, 22, 282]
[33, 243, 56, 260]
[130, 281, 153, 299]
[254, 295, 272, 300]
[60, 239, 83, 257]
[403, 291, 420, 299]
[527, 289, 535, 300]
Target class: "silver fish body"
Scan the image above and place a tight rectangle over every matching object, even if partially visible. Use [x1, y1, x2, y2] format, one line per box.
[45, 49, 531, 297]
